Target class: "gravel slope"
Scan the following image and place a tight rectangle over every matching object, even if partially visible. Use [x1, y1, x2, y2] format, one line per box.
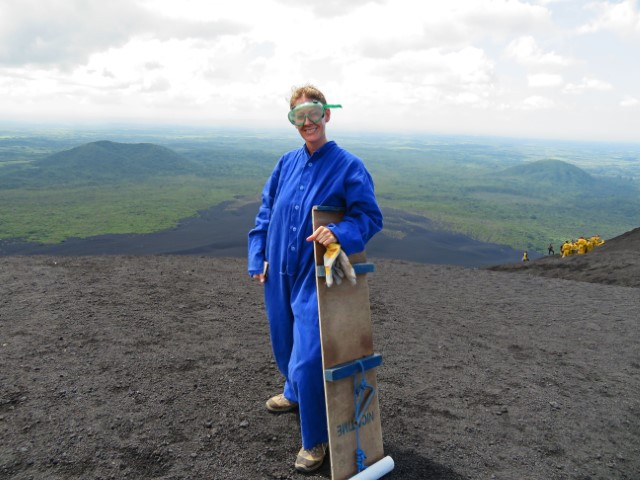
[1, 249, 638, 479]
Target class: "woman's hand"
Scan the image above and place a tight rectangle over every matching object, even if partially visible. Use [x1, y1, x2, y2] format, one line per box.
[306, 226, 337, 247]
[252, 273, 266, 283]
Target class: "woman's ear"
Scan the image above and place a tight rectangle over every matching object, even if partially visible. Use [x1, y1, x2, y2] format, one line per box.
[324, 108, 331, 123]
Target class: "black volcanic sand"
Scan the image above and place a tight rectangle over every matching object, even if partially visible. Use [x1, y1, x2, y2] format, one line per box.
[0, 203, 525, 267]
[2, 244, 639, 479]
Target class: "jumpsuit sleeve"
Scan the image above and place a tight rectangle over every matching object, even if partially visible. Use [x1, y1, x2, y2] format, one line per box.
[328, 163, 383, 256]
[247, 159, 282, 276]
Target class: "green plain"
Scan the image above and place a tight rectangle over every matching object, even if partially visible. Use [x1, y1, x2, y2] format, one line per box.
[1, 127, 639, 254]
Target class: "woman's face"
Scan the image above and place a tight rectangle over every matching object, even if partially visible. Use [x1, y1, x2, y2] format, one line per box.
[293, 95, 330, 152]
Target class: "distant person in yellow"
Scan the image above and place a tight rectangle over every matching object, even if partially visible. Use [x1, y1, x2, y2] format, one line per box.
[590, 235, 605, 248]
[577, 236, 589, 255]
[561, 241, 572, 257]
[522, 250, 529, 262]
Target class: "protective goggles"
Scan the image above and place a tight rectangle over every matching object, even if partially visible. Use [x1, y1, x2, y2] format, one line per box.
[288, 101, 342, 126]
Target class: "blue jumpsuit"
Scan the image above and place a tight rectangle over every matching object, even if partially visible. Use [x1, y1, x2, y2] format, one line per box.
[248, 140, 383, 449]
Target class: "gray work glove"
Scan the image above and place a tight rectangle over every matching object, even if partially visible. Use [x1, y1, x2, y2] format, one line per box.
[324, 243, 356, 287]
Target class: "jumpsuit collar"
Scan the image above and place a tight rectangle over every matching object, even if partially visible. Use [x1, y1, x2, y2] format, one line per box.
[303, 140, 336, 158]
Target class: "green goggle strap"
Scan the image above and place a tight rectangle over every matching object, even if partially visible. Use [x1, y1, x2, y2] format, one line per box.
[290, 102, 342, 111]
[288, 103, 343, 124]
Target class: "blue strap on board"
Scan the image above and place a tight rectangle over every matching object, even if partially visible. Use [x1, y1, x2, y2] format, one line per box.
[354, 360, 376, 472]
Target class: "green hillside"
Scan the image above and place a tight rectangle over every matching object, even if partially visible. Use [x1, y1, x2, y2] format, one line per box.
[1, 141, 202, 187]
[1, 129, 639, 253]
[497, 159, 596, 187]
[0, 140, 258, 243]
[350, 144, 639, 252]
[467, 159, 637, 199]
[41, 140, 193, 171]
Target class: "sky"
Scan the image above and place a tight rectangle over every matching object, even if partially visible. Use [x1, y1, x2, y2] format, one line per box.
[1, 0, 639, 142]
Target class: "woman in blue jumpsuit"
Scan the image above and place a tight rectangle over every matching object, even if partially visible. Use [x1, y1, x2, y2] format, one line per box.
[248, 85, 383, 472]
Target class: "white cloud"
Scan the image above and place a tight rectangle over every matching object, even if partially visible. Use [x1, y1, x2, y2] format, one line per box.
[273, 0, 386, 18]
[563, 77, 613, 94]
[620, 96, 639, 108]
[506, 36, 571, 69]
[0, 0, 638, 141]
[359, 1, 552, 57]
[578, 0, 640, 38]
[521, 95, 555, 110]
[0, 0, 244, 68]
[373, 46, 494, 89]
[460, 0, 552, 36]
[528, 73, 564, 87]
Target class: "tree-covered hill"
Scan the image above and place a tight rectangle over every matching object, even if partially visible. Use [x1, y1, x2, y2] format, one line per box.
[0, 139, 255, 243]
[1, 141, 202, 187]
[497, 159, 596, 187]
[460, 159, 637, 200]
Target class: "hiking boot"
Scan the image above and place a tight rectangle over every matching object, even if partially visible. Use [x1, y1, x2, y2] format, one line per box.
[265, 393, 298, 413]
[295, 443, 327, 473]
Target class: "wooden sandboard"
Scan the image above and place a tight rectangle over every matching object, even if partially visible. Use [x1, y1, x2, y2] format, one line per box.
[313, 206, 385, 480]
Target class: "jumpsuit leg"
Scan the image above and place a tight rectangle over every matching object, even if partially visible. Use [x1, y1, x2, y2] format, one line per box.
[264, 272, 297, 403]
[289, 271, 328, 449]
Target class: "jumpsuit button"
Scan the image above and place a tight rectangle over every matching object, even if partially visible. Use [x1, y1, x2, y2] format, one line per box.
[308, 162, 313, 167]
[294, 205, 300, 210]
[299, 185, 304, 190]
[292, 227, 297, 232]
[291, 246, 296, 251]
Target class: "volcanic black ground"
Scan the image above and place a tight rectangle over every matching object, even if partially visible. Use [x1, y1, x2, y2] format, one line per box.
[1, 227, 639, 479]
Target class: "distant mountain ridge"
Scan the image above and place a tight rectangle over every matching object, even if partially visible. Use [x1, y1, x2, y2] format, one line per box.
[34, 141, 197, 182]
[0, 141, 199, 188]
[475, 158, 638, 200]
[497, 159, 595, 187]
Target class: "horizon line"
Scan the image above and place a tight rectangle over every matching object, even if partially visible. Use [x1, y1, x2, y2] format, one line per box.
[1, 120, 639, 147]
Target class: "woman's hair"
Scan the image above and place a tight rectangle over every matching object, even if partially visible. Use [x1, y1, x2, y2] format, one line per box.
[289, 84, 327, 109]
